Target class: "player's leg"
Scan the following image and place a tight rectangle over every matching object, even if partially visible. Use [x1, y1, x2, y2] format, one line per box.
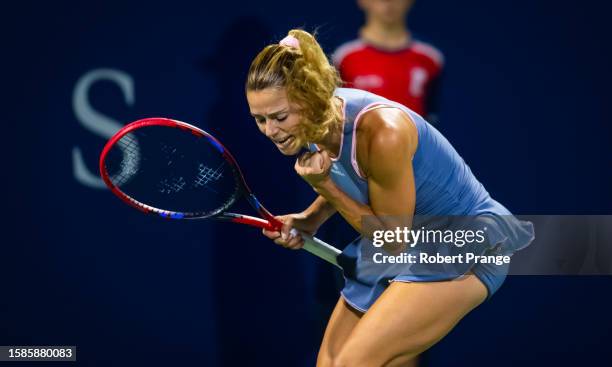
[316, 297, 363, 367]
[331, 274, 488, 366]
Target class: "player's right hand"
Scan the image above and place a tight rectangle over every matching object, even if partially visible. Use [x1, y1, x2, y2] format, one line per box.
[262, 213, 315, 250]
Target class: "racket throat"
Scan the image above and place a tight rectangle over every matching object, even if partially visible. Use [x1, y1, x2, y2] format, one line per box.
[220, 213, 277, 231]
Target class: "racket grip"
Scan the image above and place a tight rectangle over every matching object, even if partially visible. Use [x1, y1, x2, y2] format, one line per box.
[300, 233, 342, 269]
[268, 221, 341, 268]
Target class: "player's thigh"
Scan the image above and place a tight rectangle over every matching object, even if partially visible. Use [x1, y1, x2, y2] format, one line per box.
[317, 297, 363, 367]
[336, 274, 487, 366]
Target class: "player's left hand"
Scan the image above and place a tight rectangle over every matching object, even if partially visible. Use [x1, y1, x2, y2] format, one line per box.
[294, 150, 332, 188]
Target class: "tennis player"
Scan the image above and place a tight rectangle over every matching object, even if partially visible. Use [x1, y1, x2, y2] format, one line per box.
[246, 29, 534, 366]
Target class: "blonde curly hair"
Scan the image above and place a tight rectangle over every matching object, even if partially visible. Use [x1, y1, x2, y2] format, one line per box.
[246, 29, 342, 144]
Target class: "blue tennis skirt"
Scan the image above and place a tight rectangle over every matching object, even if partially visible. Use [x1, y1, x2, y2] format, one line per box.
[337, 214, 534, 312]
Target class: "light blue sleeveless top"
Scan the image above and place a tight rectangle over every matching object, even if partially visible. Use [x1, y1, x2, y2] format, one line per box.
[309, 88, 533, 254]
[308, 88, 534, 311]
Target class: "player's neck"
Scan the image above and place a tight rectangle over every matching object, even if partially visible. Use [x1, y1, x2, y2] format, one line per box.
[317, 126, 342, 159]
[315, 98, 344, 159]
[360, 22, 411, 50]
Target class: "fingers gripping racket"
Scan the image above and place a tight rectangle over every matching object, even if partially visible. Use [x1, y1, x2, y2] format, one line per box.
[99, 117, 341, 267]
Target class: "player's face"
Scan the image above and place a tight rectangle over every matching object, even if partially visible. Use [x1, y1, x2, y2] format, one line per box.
[359, 0, 414, 25]
[247, 87, 304, 156]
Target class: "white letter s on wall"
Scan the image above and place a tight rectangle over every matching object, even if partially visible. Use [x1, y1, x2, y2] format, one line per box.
[72, 68, 134, 188]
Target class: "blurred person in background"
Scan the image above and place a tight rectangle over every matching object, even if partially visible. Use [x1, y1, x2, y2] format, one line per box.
[333, 0, 444, 124]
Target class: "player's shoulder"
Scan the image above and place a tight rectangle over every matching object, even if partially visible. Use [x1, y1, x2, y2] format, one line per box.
[332, 38, 368, 66]
[410, 39, 445, 68]
[357, 107, 417, 150]
[355, 107, 417, 174]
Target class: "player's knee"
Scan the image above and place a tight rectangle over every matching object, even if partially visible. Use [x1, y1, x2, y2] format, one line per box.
[331, 337, 427, 367]
[330, 354, 357, 367]
[316, 349, 333, 367]
[332, 349, 420, 367]
[331, 347, 375, 367]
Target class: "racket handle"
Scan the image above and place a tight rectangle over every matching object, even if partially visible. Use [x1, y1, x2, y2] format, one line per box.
[300, 233, 342, 269]
[232, 215, 341, 268]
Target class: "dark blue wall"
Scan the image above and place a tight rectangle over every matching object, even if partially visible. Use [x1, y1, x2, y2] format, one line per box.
[4, 0, 611, 366]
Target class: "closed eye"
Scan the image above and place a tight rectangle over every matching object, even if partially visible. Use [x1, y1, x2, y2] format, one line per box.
[251, 110, 289, 124]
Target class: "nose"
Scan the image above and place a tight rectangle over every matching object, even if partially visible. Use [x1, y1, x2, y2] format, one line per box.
[264, 119, 279, 138]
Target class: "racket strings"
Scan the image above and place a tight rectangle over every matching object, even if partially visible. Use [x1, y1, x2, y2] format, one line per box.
[158, 176, 187, 194]
[104, 125, 240, 216]
[112, 134, 141, 186]
[194, 162, 226, 191]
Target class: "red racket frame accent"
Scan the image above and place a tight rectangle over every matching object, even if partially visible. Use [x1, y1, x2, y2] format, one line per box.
[99, 117, 283, 231]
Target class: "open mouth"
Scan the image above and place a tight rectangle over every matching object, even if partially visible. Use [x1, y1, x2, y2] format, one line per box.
[274, 136, 294, 148]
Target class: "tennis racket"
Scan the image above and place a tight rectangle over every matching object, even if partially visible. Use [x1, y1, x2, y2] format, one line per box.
[99, 117, 341, 267]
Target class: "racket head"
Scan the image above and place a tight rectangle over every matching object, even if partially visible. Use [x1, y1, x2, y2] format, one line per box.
[99, 118, 243, 219]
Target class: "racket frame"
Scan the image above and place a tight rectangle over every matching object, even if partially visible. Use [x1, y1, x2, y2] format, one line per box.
[100, 118, 341, 267]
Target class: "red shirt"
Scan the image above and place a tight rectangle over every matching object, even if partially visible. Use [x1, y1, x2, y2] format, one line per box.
[333, 39, 444, 116]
